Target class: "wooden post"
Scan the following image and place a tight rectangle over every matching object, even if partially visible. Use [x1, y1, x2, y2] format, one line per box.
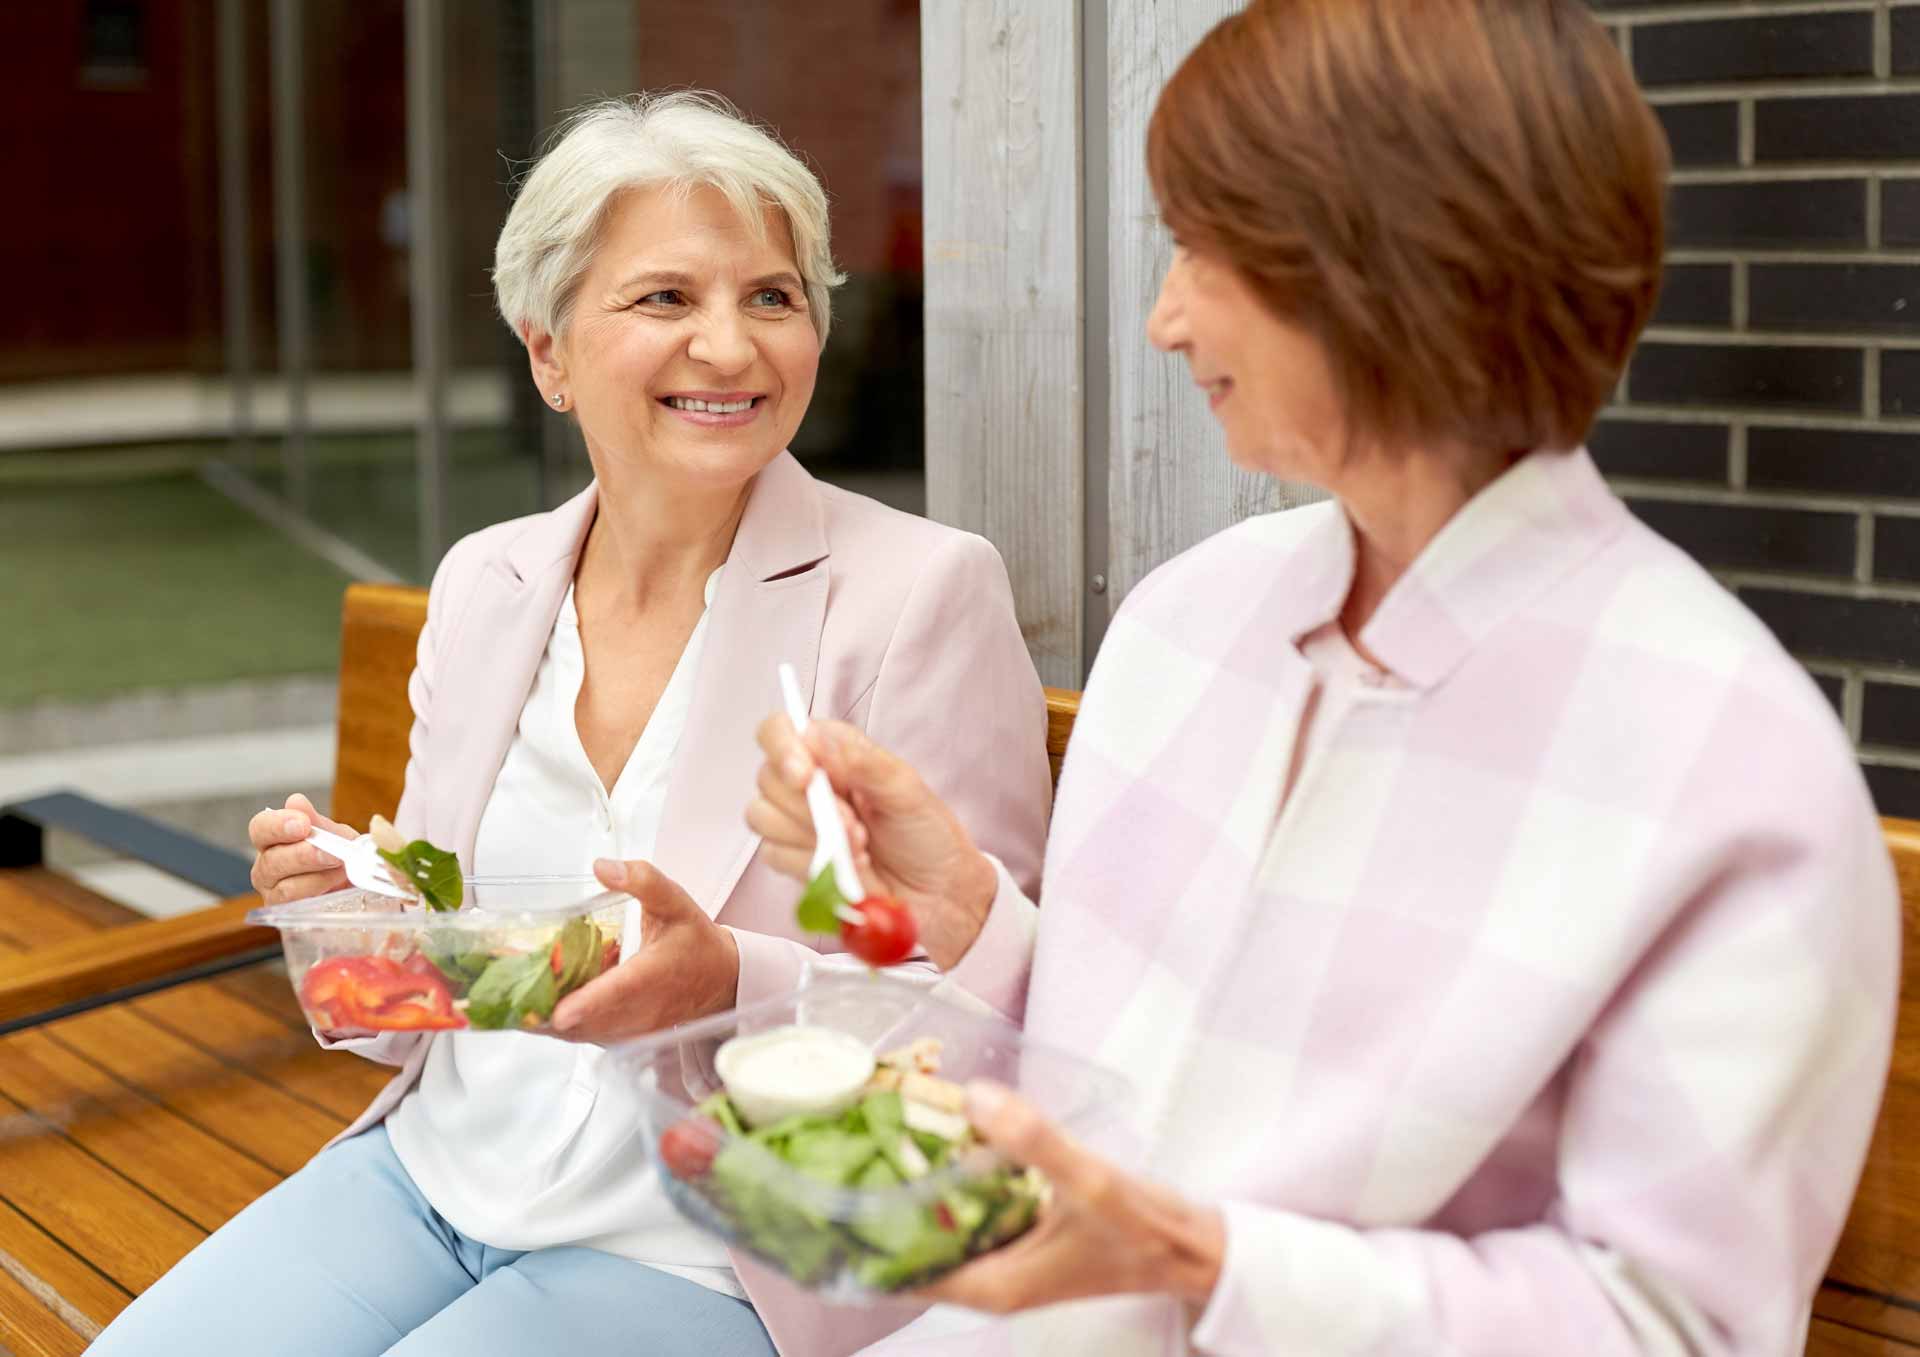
[1101, 0, 1325, 611]
[922, 0, 1085, 688]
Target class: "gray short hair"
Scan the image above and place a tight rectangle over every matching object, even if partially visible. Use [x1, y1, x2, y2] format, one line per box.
[493, 91, 845, 347]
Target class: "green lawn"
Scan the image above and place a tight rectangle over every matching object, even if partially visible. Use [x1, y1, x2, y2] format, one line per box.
[0, 430, 919, 710]
[1, 470, 353, 706]
[0, 431, 544, 707]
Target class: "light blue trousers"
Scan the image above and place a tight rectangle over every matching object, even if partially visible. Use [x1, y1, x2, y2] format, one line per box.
[88, 1125, 775, 1356]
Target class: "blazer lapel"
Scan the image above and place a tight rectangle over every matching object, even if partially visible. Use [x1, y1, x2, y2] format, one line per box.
[654, 453, 830, 916]
[433, 485, 598, 868]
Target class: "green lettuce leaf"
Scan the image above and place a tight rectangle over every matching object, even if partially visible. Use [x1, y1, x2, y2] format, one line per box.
[550, 916, 603, 995]
[420, 930, 491, 994]
[376, 838, 463, 912]
[464, 950, 558, 1029]
[794, 863, 848, 936]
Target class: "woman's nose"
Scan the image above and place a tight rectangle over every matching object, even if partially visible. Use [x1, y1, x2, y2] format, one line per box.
[687, 310, 755, 373]
[1146, 270, 1186, 352]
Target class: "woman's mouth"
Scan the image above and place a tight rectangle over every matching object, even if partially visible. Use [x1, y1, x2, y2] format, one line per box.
[660, 394, 765, 428]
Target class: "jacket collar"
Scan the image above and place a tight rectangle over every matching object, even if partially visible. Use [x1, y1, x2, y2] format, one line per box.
[497, 450, 829, 589]
[1289, 447, 1630, 690]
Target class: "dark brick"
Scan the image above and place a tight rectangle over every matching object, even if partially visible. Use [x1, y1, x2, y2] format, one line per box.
[1874, 515, 1920, 583]
[1864, 763, 1920, 817]
[1864, 680, 1920, 746]
[1669, 180, 1867, 250]
[1885, 181, 1920, 248]
[1749, 426, 1920, 499]
[1628, 499, 1855, 576]
[1750, 265, 1920, 335]
[1865, 760, 1920, 814]
[1653, 102, 1739, 167]
[1742, 588, 1920, 668]
[1884, 350, 1920, 416]
[1758, 96, 1920, 163]
[1653, 264, 1733, 327]
[1810, 669, 1846, 716]
[1634, 13, 1873, 87]
[1587, 417, 1728, 482]
[1628, 342, 1863, 413]
[1896, 7, 1920, 76]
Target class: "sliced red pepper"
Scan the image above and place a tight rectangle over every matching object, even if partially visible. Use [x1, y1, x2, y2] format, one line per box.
[300, 955, 465, 1031]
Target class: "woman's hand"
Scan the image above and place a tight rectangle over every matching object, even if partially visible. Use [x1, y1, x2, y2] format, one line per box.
[248, 794, 352, 904]
[917, 1083, 1226, 1313]
[747, 716, 1001, 970]
[549, 859, 739, 1043]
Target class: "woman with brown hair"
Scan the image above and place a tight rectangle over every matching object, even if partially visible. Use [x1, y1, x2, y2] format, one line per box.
[749, 1, 1899, 1353]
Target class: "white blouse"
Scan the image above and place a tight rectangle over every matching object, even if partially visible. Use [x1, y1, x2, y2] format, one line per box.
[383, 569, 743, 1298]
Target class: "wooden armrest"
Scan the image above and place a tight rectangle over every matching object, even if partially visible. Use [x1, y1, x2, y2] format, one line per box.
[0, 896, 276, 1027]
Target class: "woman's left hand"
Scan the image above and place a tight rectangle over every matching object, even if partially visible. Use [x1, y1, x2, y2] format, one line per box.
[916, 1082, 1226, 1313]
[548, 859, 739, 1043]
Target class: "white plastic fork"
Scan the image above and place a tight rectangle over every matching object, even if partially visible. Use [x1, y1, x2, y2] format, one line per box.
[776, 663, 867, 914]
[286, 818, 413, 900]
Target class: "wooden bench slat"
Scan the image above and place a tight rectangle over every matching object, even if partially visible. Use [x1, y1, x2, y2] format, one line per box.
[1816, 1286, 1920, 1348]
[0, 1028, 282, 1231]
[0, 867, 154, 934]
[45, 1004, 350, 1177]
[1824, 823, 1920, 1321]
[0, 871, 130, 951]
[331, 581, 431, 833]
[0, 897, 274, 1026]
[0, 1253, 95, 1357]
[0, 1091, 206, 1294]
[131, 984, 391, 1125]
[1808, 1316, 1920, 1355]
[0, 1197, 129, 1333]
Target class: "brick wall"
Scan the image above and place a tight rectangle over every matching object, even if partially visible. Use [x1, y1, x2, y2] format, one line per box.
[1590, 0, 1920, 815]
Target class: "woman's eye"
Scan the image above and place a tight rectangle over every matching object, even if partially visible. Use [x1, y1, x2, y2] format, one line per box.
[750, 288, 791, 309]
[639, 289, 683, 307]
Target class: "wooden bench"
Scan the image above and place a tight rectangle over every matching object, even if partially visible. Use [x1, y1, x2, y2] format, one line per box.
[0, 582, 1910, 1353]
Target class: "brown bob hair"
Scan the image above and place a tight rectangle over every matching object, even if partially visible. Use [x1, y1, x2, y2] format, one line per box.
[1147, 0, 1668, 455]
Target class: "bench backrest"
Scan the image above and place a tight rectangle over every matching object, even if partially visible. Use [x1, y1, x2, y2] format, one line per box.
[332, 583, 1915, 1350]
[331, 584, 429, 833]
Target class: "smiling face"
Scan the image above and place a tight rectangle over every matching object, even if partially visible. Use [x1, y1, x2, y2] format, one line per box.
[533, 183, 821, 494]
[1145, 244, 1348, 488]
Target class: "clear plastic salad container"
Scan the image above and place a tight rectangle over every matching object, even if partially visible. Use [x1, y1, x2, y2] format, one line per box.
[609, 971, 1130, 1303]
[248, 877, 627, 1034]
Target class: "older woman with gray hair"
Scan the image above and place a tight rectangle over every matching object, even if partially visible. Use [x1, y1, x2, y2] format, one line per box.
[91, 92, 1051, 1357]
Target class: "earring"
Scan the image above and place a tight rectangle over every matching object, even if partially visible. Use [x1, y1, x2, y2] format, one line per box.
[551, 392, 566, 409]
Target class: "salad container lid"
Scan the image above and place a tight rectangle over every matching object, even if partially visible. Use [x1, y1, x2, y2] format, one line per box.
[247, 875, 626, 931]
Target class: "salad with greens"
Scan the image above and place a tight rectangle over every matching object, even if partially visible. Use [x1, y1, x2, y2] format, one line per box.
[655, 1037, 1047, 1291]
[288, 822, 621, 1033]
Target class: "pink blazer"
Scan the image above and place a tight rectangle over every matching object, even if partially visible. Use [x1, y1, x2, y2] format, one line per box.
[320, 450, 1052, 1356]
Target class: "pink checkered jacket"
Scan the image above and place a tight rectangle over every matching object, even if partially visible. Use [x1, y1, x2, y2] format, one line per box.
[911, 447, 1900, 1356]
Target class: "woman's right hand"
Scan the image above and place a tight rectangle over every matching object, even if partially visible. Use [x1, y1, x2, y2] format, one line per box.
[248, 793, 354, 904]
[749, 716, 1002, 971]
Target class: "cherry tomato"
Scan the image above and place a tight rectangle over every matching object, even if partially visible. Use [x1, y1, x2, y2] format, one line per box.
[838, 895, 919, 967]
[660, 1116, 722, 1179]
